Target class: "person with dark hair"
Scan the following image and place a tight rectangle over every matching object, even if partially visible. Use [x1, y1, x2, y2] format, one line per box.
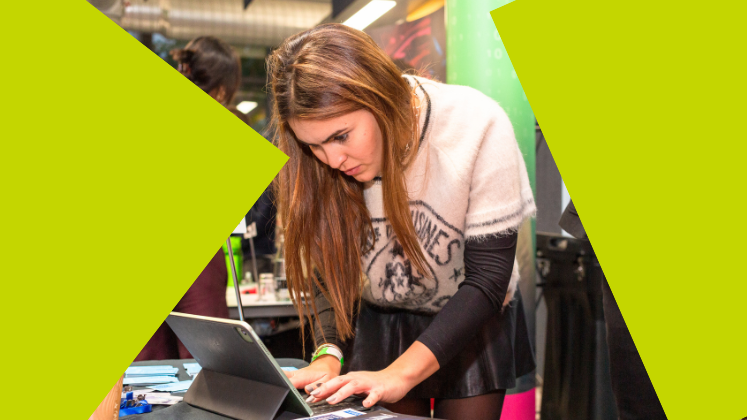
[135, 35, 241, 361]
[170, 36, 242, 105]
[268, 24, 536, 419]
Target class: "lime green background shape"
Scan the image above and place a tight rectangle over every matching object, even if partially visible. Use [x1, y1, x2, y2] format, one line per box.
[492, 0, 746, 418]
[1, 2, 286, 418]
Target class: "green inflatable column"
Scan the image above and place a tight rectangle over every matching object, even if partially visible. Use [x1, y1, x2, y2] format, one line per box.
[446, 0, 537, 405]
[446, 0, 535, 189]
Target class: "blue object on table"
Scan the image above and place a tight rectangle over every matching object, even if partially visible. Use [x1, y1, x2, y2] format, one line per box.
[120, 393, 152, 417]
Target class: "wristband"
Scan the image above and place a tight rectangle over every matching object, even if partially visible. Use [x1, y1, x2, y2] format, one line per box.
[311, 344, 344, 366]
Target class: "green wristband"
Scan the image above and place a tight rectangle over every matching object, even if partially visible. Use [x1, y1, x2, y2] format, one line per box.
[311, 345, 344, 366]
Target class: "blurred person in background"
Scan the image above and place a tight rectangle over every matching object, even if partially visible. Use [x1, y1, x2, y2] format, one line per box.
[230, 109, 279, 279]
[135, 36, 241, 361]
[243, 186, 277, 276]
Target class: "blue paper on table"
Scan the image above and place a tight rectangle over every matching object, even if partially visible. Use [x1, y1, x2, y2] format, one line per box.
[123, 376, 180, 385]
[126, 366, 178, 377]
[151, 380, 194, 392]
[183, 362, 202, 375]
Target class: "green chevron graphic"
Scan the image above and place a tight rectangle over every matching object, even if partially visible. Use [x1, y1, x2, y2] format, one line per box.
[1, 2, 286, 418]
[492, 1, 746, 419]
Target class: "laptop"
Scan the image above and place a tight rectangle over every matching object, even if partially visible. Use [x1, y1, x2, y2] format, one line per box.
[165, 312, 368, 418]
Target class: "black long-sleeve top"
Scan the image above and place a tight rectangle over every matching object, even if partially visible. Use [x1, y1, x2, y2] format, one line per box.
[313, 232, 517, 368]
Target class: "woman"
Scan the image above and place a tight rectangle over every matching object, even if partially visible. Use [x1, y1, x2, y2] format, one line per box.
[268, 24, 535, 419]
[135, 36, 240, 361]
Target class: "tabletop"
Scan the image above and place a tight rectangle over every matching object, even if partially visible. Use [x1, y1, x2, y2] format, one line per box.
[126, 358, 308, 419]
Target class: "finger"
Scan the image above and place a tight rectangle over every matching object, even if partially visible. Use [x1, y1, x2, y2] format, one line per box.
[326, 380, 367, 405]
[289, 370, 323, 390]
[288, 372, 308, 389]
[310, 375, 350, 399]
[362, 389, 382, 408]
[304, 382, 325, 395]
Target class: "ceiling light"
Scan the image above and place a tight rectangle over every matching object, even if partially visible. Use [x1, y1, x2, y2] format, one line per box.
[237, 101, 258, 114]
[343, 1, 396, 31]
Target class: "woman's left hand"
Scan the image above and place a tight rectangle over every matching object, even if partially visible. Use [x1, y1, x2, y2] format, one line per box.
[306, 368, 415, 408]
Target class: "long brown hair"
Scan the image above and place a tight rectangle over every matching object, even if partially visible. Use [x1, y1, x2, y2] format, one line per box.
[267, 24, 429, 344]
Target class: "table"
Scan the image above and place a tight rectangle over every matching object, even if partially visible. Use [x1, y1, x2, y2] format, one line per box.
[226, 287, 298, 319]
[128, 358, 308, 419]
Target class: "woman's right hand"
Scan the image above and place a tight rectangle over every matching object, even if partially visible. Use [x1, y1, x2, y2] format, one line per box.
[285, 355, 342, 395]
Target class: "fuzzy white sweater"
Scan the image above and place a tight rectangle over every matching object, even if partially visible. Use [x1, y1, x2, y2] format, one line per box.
[360, 76, 536, 313]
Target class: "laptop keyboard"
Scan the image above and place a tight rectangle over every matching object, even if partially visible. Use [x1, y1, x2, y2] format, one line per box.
[309, 397, 367, 415]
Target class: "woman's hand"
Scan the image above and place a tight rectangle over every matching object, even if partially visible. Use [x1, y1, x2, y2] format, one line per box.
[307, 341, 440, 408]
[284, 355, 342, 395]
[305, 368, 415, 408]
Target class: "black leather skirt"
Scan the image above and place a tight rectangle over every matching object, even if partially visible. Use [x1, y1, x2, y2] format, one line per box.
[343, 289, 535, 399]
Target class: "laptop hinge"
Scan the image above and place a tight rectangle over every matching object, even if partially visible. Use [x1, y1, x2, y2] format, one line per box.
[185, 368, 289, 419]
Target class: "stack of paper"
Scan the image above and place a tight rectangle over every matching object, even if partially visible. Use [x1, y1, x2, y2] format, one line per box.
[151, 380, 194, 393]
[126, 365, 179, 377]
[123, 365, 180, 385]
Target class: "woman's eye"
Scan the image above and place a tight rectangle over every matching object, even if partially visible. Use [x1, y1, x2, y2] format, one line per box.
[334, 133, 348, 143]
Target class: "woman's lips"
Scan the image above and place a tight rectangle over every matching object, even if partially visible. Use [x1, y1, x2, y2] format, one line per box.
[344, 165, 362, 176]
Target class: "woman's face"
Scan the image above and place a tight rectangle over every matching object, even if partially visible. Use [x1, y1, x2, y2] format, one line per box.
[288, 109, 383, 182]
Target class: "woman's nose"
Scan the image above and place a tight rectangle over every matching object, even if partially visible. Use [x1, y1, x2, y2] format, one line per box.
[325, 147, 347, 170]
